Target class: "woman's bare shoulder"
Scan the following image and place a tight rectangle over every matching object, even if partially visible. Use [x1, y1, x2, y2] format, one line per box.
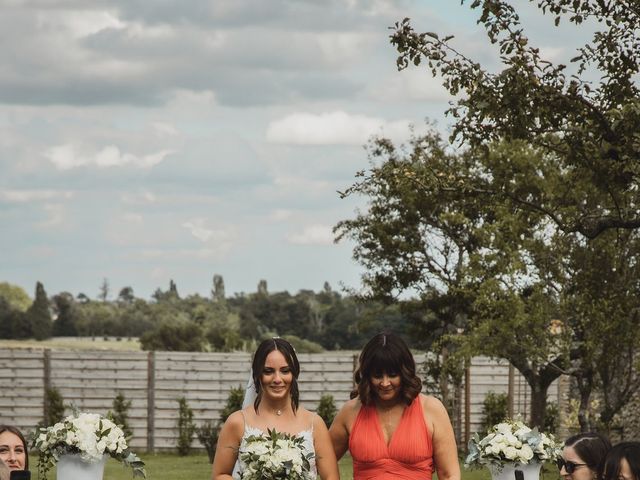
[420, 394, 447, 414]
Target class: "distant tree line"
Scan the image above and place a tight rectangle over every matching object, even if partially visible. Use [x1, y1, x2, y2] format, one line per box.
[0, 277, 427, 352]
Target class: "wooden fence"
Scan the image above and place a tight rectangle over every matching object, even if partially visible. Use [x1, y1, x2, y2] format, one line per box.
[0, 348, 563, 451]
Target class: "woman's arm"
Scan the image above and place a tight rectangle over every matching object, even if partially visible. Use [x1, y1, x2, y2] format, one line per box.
[423, 395, 461, 480]
[328, 399, 357, 461]
[211, 411, 244, 480]
[312, 414, 340, 480]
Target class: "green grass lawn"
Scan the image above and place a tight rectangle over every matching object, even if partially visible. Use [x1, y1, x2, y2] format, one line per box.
[0, 337, 141, 351]
[32, 453, 560, 480]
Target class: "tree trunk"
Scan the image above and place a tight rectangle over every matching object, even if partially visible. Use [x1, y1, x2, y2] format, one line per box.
[576, 372, 594, 432]
[529, 383, 548, 429]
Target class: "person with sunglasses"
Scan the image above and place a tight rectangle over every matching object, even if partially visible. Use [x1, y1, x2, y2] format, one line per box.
[558, 433, 612, 480]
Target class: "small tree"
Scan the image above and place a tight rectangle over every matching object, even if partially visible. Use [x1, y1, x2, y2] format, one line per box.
[43, 387, 65, 427]
[219, 386, 245, 423]
[177, 397, 196, 456]
[109, 392, 133, 439]
[316, 394, 337, 428]
[196, 421, 219, 464]
[197, 386, 245, 463]
[480, 391, 509, 434]
[28, 282, 52, 340]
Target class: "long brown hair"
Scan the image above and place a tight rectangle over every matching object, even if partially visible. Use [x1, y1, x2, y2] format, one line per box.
[251, 338, 300, 413]
[0, 425, 29, 470]
[351, 332, 422, 406]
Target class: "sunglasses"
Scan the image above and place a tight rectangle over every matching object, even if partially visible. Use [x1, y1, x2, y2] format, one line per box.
[557, 458, 588, 474]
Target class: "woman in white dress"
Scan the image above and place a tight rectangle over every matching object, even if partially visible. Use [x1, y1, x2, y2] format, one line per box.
[211, 338, 339, 480]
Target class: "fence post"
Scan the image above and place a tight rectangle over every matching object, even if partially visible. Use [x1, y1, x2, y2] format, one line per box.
[43, 349, 51, 422]
[464, 359, 471, 450]
[508, 363, 515, 418]
[147, 351, 155, 452]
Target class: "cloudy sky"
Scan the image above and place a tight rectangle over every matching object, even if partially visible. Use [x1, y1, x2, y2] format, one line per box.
[0, 1, 591, 300]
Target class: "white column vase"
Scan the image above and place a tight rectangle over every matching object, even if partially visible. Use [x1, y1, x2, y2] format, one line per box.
[57, 454, 107, 480]
[488, 462, 542, 480]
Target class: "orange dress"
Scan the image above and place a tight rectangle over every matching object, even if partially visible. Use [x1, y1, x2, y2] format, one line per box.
[349, 396, 434, 480]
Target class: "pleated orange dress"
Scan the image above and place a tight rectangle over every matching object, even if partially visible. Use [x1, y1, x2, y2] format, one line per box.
[349, 396, 434, 480]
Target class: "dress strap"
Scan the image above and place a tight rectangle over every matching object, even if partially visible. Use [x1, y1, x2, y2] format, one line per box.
[310, 413, 317, 433]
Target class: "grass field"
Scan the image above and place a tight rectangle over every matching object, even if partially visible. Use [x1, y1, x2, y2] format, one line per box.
[0, 337, 141, 351]
[31, 453, 561, 480]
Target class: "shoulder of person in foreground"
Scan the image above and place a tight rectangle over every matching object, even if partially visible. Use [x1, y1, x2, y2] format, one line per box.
[420, 394, 461, 480]
[310, 412, 340, 480]
[211, 410, 245, 480]
[328, 398, 361, 460]
[0, 459, 9, 480]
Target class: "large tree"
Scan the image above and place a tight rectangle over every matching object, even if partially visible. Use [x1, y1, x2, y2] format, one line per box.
[390, 0, 639, 239]
[337, 134, 571, 427]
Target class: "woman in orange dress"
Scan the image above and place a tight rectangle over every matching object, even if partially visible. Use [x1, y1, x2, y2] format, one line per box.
[329, 332, 460, 480]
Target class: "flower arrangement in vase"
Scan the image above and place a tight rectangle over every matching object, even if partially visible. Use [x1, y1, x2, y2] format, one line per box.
[32, 411, 146, 479]
[465, 419, 561, 480]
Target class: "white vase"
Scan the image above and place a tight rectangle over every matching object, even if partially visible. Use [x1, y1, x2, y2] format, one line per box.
[57, 454, 107, 480]
[488, 462, 542, 480]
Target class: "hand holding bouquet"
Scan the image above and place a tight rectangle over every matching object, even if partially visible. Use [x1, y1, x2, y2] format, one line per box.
[239, 428, 314, 480]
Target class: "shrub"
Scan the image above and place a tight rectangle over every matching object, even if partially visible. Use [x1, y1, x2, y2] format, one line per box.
[43, 387, 65, 426]
[109, 391, 133, 439]
[197, 386, 244, 464]
[220, 386, 245, 423]
[316, 394, 337, 428]
[177, 397, 196, 456]
[480, 391, 509, 434]
[544, 402, 559, 434]
[196, 421, 219, 464]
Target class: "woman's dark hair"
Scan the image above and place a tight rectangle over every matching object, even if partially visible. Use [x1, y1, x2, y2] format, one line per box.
[601, 442, 640, 480]
[351, 331, 422, 406]
[251, 338, 300, 413]
[0, 425, 29, 470]
[564, 432, 611, 472]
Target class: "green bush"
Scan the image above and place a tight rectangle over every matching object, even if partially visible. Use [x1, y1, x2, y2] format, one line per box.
[544, 402, 559, 434]
[109, 391, 133, 439]
[196, 420, 219, 464]
[317, 394, 337, 428]
[196, 386, 244, 464]
[43, 387, 65, 426]
[219, 386, 245, 423]
[480, 391, 509, 433]
[177, 397, 196, 456]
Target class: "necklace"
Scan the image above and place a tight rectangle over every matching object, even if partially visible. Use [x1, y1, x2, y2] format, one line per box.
[275, 409, 283, 416]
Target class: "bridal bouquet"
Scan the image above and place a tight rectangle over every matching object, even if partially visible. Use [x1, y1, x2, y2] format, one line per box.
[465, 419, 561, 469]
[238, 428, 314, 480]
[32, 411, 146, 478]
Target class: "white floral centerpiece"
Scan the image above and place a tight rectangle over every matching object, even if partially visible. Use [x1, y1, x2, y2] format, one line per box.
[465, 419, 561, 474]
[238, 428, 314, 480]
[32, 411, 146, 478]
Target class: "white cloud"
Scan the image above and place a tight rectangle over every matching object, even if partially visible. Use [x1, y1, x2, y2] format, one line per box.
[45, 144, 173, 170]
[38, 203, 65, 228]
[152, 122, 180, 137]
[286, 224, 335, 246]
[266, 111, 411, 145]
[141, 247, 229, 260]
[182, 218, 216, 242]
[268, 209, 293, 222]
[182, 219, 238, 247]
[122, 213, 143, 223]
[121, 191, 157, 205]
[37, 10, 126, 39]
[1, 189, 74, 203]
[370, 69, 452, 103]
